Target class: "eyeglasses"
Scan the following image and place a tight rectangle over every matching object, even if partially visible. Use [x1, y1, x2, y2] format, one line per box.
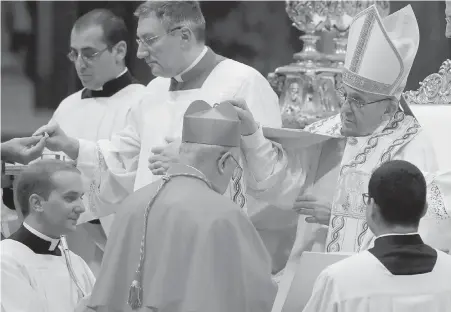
[67, 47, 109, 64]
[362, 193, 370, 205]
[136, 26, 183, 47]
[337, 88, 390, 109]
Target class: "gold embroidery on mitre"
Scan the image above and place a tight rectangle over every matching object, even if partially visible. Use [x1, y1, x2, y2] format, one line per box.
[349, 9, 377, 73]
[343, 69, 393, 96]
[344, 6, 406, 97]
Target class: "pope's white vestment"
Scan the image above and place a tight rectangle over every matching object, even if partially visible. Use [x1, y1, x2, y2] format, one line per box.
[75, 47, 285, 218]
[284, 5, 451, 256]
[304, 112, 450, 252]
[1, 224, 95, 312]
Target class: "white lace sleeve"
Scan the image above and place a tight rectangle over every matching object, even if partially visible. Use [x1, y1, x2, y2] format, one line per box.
[420, 172, 451, 253]
[425, 174, 451, 221]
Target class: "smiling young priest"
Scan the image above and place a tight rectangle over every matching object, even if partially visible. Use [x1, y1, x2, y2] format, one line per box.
[82, 101, 276, 312]
[1, 160, 95, 312]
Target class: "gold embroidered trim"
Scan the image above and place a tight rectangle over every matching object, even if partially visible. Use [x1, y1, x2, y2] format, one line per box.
[326, 215, 346, 252]
[356, 221, 369, 250]
[426, 180, 450, 220]
[343, 69, 393, 96]
[87, 144, 108, 215]
[379, 121, 420, 164]
[349, 10, 376, 73]
[232, 166, 246, 209]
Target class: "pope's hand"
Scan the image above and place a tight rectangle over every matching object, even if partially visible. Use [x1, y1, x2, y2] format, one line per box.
[1, 135, 48, 164]
[33, 123, 79, 160]
[293, 194, 331, 226]
[227, 98, 259, 136]
[148, 137, 181, 175]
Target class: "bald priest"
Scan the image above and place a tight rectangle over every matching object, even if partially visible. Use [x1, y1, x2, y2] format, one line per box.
[80, 100, 276, 312]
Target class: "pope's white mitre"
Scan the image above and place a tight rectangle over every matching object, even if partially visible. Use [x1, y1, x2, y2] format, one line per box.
[342, 4, 419, 99]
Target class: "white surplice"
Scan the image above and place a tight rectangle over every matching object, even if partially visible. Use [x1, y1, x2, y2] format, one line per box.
[50, 69, 146, 232]
[46, 70, 146, 276]
[302, 250, 451, 312]
[75, 48, 285, 219]
[1, 236, 95, 312]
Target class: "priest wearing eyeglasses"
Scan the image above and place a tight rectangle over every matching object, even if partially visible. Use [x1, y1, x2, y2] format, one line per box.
[33, 2, 285, 222]
[46, 9, 145, 275]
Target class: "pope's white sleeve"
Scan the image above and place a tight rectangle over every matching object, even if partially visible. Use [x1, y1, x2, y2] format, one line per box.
[0, 255, 47, 312]
[76, 106, 141, 219]
[232, 68, 292, 195]
[241, 126, 288, 191]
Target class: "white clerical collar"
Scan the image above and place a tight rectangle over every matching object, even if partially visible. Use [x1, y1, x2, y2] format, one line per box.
[173, 47, 208, 83]
[377, 232, 419, 239]
[93, 68, 128, 91]
[23, 222, 60, 251]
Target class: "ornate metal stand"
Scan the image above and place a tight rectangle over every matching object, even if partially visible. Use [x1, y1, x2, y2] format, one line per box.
[268, 0, 390, 129]
[403, 59, 451, 105]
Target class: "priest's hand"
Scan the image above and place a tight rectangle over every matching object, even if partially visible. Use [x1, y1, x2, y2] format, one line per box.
[227, 98, 259, 136]
[149, 137, 181, 175]
[293, 194, 331, 226]
[33, 122, 80, 160]
[1, 135, 48, 164]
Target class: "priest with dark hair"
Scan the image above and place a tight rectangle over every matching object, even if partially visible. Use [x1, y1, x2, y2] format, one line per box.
[82, 100, 276, 312]
[48, 8, 145, 274]
[1, 160, 95, 312]
[303, 160, 451, 312]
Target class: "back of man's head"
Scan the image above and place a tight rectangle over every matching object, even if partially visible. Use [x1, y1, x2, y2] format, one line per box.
[368, 160, 427, 229]
[179, 142, 239, 195]
[134, 1, 206, 43]
[14, 160, 81, 219]
[73, 9, 129, 50]
[179, 100, 241, 194]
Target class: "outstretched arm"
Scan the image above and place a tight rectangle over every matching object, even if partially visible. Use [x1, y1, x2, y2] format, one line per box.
[33, 107, 142, 220]
[1, 135, 48, 164]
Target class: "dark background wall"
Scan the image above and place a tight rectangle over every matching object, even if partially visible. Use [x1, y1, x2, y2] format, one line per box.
[1, 1, 450, 137]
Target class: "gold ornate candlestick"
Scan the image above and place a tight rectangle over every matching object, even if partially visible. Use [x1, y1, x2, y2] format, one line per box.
[268, 0, 390, 129]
